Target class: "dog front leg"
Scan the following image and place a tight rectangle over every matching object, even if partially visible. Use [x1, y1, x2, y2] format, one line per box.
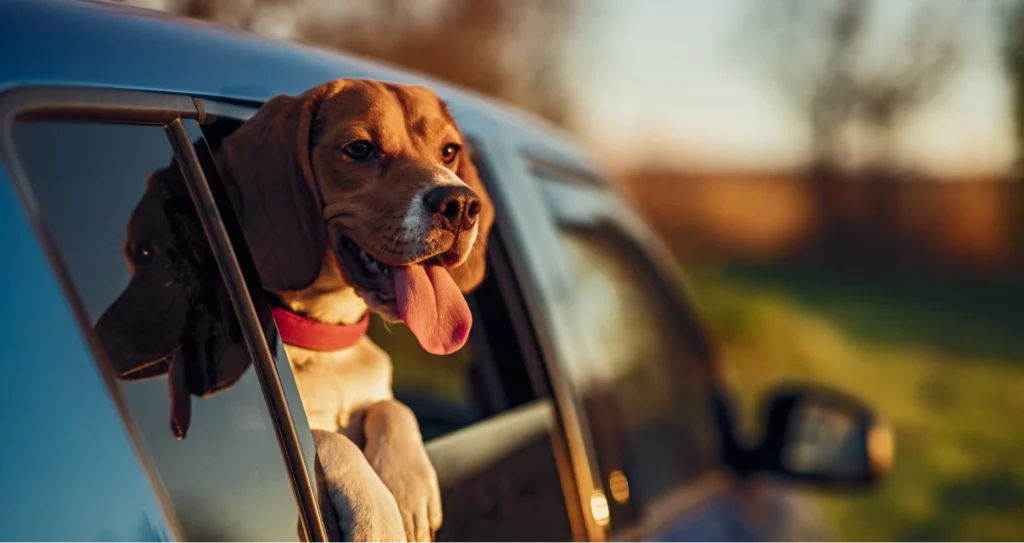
[362, 399, 442, 543]
[311, 429, 407, 542]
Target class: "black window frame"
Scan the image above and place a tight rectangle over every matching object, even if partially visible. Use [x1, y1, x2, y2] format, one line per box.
[0, 86, 328, 542]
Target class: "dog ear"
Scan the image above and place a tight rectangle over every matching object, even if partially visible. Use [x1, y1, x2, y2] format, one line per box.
[448, 146, 495, 293]
[163, 197, 256, 439]
[182, 295, 253, 401]
[171, 196, 254, 427]
[218, 89, 330, 292]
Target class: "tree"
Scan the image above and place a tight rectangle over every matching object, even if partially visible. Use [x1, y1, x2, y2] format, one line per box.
[1001, 0, 1024, 266]
[1004, 0, 1024, 179]
[738, 0, 972, 266]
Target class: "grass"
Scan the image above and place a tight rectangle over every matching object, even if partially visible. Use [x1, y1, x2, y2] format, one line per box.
[684, 265, 1024, 541]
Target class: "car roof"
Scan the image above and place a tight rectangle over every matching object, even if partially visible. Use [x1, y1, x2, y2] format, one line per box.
[0, 0, 604, 178]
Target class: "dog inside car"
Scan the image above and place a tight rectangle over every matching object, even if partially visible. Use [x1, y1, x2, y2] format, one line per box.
[222, 79, 493, 541]
[95, 79, 493, 541]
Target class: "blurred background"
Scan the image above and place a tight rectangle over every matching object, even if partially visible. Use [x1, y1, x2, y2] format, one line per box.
[119, 0, 1024, 540]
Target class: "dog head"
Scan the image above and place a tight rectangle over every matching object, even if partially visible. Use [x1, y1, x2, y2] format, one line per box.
[220, 79, 495, 355]
[94, 164, 259, 439]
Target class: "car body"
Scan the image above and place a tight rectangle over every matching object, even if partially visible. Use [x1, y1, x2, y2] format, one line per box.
[0, 1, 887, 541]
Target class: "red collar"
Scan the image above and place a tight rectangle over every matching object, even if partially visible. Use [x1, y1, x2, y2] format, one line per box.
[271, 306, 369, 351]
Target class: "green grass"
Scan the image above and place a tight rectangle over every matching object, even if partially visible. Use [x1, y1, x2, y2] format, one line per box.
[685, 266, 1024, 541]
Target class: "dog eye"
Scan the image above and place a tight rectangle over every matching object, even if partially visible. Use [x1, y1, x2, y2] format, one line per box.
[133, 242, 155, 265]
[342, 140, 376, 161]
[441, 143, 461, 164]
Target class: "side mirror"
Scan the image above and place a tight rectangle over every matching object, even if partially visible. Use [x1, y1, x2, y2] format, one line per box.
[751, 384, 894, 489]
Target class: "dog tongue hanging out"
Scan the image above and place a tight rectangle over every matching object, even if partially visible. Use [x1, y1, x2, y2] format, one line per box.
[217, 78, 493, 542]
[395, 263, 472, 355]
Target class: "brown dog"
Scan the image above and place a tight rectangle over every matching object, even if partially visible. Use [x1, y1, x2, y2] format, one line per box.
[217, 79, 494, 541]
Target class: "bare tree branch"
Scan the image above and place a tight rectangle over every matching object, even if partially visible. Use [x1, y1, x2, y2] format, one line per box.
[738, 0, 971, 170]
[120, 0, 579, 128]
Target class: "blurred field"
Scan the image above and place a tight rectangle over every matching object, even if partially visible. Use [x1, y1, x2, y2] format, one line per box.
[621, 171, 1022, 274]
[685, 265, 1024, 541]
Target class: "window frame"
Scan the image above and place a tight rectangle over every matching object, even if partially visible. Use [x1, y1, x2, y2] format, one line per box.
[0, 86, 328, 542]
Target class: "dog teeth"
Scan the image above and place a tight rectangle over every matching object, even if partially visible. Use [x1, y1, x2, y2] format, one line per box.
[357, 248, 382, 273]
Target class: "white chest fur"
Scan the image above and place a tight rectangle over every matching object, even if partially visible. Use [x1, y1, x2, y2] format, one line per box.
[285, 336, 394, 447]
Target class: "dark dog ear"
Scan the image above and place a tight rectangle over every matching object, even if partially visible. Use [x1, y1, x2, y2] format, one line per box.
[448, 146, 495, 293]
[169, 315, 251, 441]
[165, 200, 254, 439]
[183, 295, 253, 400]
[218, 88, 333, 292]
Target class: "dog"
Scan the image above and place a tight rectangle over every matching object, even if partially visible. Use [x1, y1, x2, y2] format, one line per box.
[94, 164, 271, 441]
[214, 79, 495, 542]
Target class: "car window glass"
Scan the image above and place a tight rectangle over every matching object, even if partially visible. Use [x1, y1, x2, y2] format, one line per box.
[554, 222, 717, 510]
[11, 121, 301, 542]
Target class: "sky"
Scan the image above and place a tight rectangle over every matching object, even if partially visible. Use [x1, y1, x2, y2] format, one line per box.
[565, 0, 1018, 177]
[131, 0, 1020, 178]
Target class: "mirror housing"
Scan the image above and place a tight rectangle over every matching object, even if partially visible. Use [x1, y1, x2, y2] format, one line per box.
[749, 383, 893, 489]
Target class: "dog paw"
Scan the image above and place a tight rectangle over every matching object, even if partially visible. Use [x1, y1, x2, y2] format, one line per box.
[311, 429, 408, 542]
[366, 445, 442, 542]
[340, 479, 408, 543]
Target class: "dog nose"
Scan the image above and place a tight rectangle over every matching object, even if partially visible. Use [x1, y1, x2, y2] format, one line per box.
[423, 185, 482, 232]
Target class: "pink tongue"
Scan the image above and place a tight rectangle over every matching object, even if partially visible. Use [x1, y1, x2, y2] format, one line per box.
[394, 264, 472, 355]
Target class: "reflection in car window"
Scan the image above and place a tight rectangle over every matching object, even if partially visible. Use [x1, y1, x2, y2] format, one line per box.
[11, 121, 300, 541]
[556, 224, 716, 510]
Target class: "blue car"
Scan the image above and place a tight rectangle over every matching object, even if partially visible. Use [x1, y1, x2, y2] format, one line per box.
[0, 0, 891, 540]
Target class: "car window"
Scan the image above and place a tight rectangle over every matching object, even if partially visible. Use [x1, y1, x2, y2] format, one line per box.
[10, 121, 302, 542]
[550, 210, 717, 512]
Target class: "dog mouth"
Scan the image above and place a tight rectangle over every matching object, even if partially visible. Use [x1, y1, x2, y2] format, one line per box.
[336, 237, 400, 315]
[335, 237, 456, 316]
[335, 235, 473, 356]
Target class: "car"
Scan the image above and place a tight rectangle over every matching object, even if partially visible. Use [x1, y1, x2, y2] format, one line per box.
[0, 0, 893, 541]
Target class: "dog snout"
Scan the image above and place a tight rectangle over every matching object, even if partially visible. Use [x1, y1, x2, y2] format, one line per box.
[423, 185, 482, 233]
